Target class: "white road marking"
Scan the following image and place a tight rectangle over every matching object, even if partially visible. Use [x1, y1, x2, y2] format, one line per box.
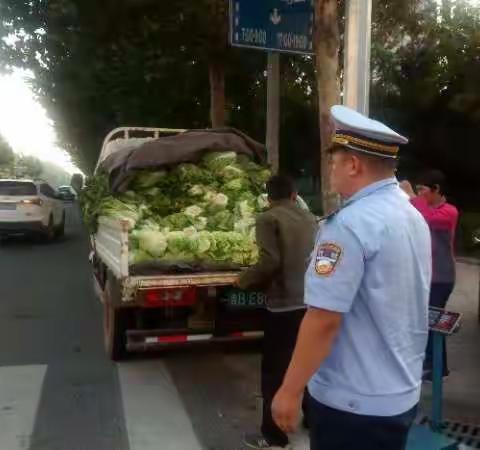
[118, 361, 203, 450]
[0, 365, 47, 450]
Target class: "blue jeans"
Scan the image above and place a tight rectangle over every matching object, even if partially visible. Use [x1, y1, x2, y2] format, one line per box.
[308, 396, 417, 450]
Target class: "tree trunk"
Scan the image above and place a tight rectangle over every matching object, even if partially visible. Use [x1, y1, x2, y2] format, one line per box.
[209, 61, 226, 128]
[314, 0, 341, 215]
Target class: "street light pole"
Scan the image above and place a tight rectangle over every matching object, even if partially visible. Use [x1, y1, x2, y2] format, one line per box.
[343, 0, 373, 115]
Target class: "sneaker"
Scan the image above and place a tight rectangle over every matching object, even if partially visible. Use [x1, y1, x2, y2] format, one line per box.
[243, 433, 290, 449]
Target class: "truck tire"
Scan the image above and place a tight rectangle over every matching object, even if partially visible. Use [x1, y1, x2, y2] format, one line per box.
[103, 279, 129, 361]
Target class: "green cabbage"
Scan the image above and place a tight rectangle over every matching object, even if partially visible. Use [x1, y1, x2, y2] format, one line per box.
[252, 169, 271, 185]
[188, 185, 205, 197]
[236, 199, 255, 218]
[204, 191, 229, 212]
[218, 164, 246, 181]
[133, 170, 167, 189]
[184, 205, 204, 218]
[134, 228, 168, 257]
[234, 217, 256, 235]
[202, 151, 237, 171]
[173, 164, 213, 185]
[129, 249, 153, 265]
[160, 213, 194, 230]
[99, 197, 144, 227]
[257, 194, 269, 210]
[208, 210, 234, 231]
[83, 151, 271, 267]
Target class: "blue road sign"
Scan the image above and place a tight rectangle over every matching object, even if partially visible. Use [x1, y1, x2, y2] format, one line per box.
[230, 0, 314, 55]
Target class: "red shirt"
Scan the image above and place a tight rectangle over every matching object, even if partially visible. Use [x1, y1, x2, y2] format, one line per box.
[410, 197, 458, 283]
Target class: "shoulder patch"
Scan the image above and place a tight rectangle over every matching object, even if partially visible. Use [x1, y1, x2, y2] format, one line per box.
[315, 242, 343, 276]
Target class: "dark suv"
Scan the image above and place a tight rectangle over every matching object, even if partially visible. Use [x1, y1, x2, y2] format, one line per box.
[57, 186, 76, 202]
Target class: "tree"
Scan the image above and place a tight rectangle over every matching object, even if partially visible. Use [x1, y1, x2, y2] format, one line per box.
[0, 135, 15, 178]
[314, 0, 341, 214]
[16, 155, 43, 179]
[0, 135, 14, 166]
[183, 0, 229, 127]
[0, 1, 250, 172]
[39, 161, 70, 186]
[370, 0, 480, 210]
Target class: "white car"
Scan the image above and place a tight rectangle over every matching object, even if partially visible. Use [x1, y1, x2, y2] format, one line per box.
[0, 179, 65, 239]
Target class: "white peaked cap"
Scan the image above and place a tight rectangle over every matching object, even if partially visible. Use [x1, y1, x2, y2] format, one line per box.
[331, 106, 408, 144]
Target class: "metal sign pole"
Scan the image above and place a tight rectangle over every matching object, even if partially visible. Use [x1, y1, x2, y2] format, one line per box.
[343, 0, 373, 115]
[266, 52, 280, 173]
[431, 332, 445, 432]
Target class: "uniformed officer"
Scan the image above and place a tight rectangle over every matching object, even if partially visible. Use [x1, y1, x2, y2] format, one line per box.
[271, 106, 432, 450]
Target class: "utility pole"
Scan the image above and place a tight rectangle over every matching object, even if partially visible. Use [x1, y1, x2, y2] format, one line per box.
[343, 0, 373, 115]
[266, 52, 280, 174]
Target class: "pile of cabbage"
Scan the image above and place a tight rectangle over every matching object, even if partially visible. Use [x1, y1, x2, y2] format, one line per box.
[88, 152, 271, 267]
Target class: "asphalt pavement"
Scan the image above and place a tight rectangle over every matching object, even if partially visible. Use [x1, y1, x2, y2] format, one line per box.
[0, 204, 478, 450]
[0, 205, 130, 450]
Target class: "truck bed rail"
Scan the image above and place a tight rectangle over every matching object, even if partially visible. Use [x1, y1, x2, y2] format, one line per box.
[131, 272, 240, 290]
[95, 217, 132, 279]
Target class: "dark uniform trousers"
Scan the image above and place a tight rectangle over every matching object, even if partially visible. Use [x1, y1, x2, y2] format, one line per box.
[261, 309, 307, 447]
[308, 396, 418, 450]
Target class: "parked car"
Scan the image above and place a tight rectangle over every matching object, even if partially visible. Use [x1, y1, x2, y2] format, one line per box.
[57, 185, 76, 202]
[0, 179, 66, 240]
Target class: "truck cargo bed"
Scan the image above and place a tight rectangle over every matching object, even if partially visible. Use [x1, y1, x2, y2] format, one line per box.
[93, 216, 241, 303]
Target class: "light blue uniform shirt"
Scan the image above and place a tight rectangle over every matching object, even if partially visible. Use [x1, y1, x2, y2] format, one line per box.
[306, 178, 432, 417]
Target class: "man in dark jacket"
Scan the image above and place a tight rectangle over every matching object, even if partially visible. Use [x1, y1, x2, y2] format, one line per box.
[240, 175, 317, 449]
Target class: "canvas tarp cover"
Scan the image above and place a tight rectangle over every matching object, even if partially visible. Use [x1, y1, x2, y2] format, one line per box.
[99, 128, 266, 193]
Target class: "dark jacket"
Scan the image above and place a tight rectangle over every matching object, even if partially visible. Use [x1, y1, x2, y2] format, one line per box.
[239, 200, 317, 310]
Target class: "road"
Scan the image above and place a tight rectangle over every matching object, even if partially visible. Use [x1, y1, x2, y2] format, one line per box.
[0, 205, 309, 450]
[1, 204, 478, 450]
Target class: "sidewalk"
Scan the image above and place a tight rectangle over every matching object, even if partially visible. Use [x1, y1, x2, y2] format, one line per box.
[420, 261, 480, 423]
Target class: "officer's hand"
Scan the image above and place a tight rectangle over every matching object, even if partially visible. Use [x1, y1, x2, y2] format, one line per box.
[399, 180, 416, 198]
[272, 387, 302, 434]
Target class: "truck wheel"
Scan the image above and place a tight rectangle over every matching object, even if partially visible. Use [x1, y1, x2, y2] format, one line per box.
[103, 280, 129, 361]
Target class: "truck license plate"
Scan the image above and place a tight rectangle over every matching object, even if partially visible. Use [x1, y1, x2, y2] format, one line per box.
[225, 289, 266, 309]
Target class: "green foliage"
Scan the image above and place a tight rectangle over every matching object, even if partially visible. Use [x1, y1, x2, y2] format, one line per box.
[15, 155, 43, 179]
[457, 211, 480, 255]
[0, 135, 15, 177]
[78, 172, 110, 232]
[0, 135, 14, 166]
[0, 134, 69, 183]
[371, 0, 480, 209]
[39, 160, 71, 186]
[0, 1, 303, 176]
[0, 0, 255, 173]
